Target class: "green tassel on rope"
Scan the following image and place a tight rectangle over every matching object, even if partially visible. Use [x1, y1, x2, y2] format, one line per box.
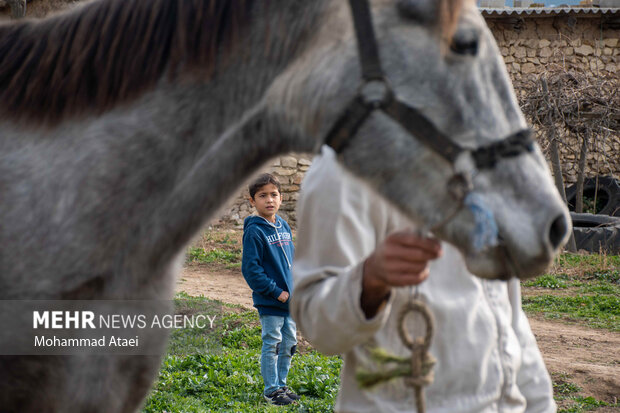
[355, 346, 436, 389]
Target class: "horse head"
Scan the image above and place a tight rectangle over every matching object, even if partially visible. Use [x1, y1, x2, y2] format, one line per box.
[266, 0, 570, 280]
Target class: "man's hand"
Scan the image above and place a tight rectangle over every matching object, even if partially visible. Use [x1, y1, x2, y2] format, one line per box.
[361, 231, 442, 318]
[278, 291, 290, 303]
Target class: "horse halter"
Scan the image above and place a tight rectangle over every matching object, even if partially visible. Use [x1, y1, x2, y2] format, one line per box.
[324, 0, 534, 180]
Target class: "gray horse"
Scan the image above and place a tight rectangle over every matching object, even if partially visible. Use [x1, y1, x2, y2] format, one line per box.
[0, 0, 569, 411]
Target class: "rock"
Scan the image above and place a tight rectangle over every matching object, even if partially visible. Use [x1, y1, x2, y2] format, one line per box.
[514, 46, 527, 59]
[525, 39, 539, 49]
[280, 156, 298, 168]
[521, 63, 536, 74]
[272, 167, 296, 176]
[539, 47, 553, 58]
[292, 172, 304, 185]
[575, 45, 594, 56]
[282, 184, 300, 192]
[589, 59, 604, 71]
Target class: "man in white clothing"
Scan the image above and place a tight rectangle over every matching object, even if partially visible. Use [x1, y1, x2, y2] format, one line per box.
[291, 146, 556, 413]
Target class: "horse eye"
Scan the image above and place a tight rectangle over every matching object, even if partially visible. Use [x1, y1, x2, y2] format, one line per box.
[450, 28, 479, 56]
[396, 0, 428, 24]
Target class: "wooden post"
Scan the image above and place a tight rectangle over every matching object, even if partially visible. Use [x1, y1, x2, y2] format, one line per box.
[541, 78, 577, 252]
[7, 0, 26, 19]
[575, 130, 589, 214]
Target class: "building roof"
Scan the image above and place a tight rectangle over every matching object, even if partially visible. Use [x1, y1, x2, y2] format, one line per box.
[480, 7, 620, 17]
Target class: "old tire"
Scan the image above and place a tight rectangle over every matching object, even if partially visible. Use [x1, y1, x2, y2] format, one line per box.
[570, 212, 620, 254]
[570, 212, 620, 228]
[565, 176, 620, 217]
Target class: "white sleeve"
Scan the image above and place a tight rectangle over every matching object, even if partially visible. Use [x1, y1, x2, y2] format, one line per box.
[508, 279, 557, 413]
[290, 148, 404, 355]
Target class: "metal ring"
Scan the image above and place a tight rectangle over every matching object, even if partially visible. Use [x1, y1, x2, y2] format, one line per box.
[357, 78, 393, 109]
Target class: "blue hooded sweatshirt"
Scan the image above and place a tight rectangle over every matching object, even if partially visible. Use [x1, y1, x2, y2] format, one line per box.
[242, 215, 295, 316]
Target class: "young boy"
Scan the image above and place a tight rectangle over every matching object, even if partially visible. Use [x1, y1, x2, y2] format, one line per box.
[241, 173, 299, 406]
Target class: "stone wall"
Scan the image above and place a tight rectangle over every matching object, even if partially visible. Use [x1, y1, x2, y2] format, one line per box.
[484, 12, 619, 78]
[0, 0, 84, 19]
[484, 11, 619, 183]
[211, 155, 313, 228]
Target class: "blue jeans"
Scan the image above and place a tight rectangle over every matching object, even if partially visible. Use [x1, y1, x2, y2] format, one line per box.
[259, 315, 297, 395]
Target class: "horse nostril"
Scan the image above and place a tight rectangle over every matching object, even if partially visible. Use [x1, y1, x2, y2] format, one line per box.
[548, 214, 569, 250]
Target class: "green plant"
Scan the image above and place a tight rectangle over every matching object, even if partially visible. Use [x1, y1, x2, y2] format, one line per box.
[522, 294, 619, 331]
[524, 274, 567, 289]
[186, 247, 242, 265]
[554, 380, 582, 396]
[558, 396, 618, 413]
[143, 298, 341, 412]
[585, 269, 619, 284]
[553, 254, 619, 274]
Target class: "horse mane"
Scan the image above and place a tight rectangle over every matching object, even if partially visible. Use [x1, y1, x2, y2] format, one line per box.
[0, 0, 470, 126]
[0, 0, 255, 124]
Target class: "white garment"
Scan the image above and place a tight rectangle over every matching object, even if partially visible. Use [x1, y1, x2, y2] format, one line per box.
[291, 147, 556, 413]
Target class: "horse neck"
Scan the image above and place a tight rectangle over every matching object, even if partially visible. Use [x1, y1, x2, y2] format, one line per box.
[109, 1, 334, 267]
[0, 0, 337, 289]
[192, 0, 331, 127]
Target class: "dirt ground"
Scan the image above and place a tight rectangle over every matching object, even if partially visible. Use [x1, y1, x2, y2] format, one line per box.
[176, 264, 620, 409]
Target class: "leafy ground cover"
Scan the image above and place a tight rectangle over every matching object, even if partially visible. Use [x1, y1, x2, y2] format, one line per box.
[521, 253, 619, 412]
[522, 254, 619, 331]
[143, 294, 341, 412]
[152, 228, 619, 412]
[186, 230, 243, 270]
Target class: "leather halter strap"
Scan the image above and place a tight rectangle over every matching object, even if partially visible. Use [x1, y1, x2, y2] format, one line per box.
[324, 0, 534, 170]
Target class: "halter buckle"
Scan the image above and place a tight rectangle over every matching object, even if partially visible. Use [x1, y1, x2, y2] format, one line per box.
[358, 78, 392, 109]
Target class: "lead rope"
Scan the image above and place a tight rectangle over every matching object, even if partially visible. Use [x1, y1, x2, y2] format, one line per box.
[355, 230, 438, 413]
[397, 284, 435, 413]
[356, 175, 500, 412]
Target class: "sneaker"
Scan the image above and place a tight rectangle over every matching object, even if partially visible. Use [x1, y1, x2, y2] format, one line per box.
[264, 388, 294, 406]
[281, 386, 301, 401]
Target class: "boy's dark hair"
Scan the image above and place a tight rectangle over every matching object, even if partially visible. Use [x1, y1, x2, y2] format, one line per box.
[249, 173, 281, 199]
